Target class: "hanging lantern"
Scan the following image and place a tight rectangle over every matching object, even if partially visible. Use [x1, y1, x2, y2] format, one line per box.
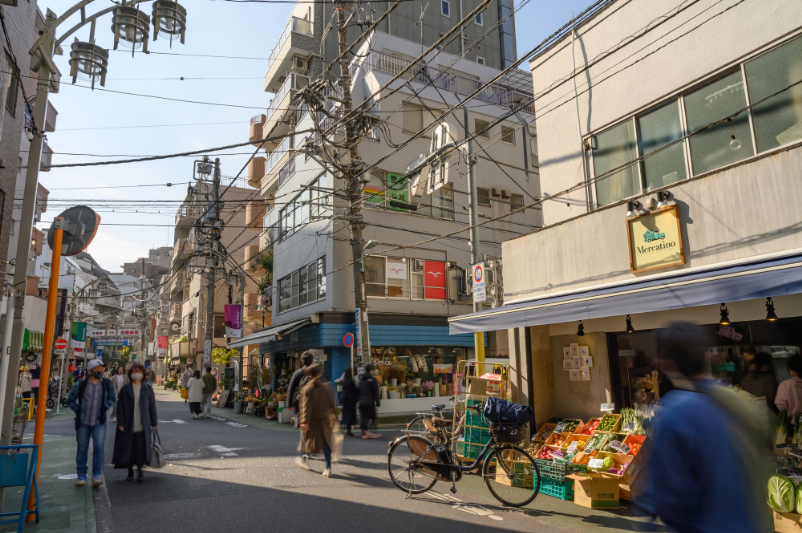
[69, 39, 109, 89]
[152, 1, 187, 47]
[111, 5, 151, 53]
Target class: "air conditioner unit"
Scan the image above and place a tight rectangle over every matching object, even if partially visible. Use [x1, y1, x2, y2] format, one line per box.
[491, 188, 502, 198]
[291, 57, 309, 75]
[413, 259, 425, 271]
[501, 190, 510, 199]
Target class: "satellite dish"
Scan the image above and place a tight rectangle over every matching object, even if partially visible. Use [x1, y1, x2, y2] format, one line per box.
[46, 205, 100, 256]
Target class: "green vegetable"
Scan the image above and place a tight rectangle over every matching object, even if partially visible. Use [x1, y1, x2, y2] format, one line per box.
[563, 420, 579, 433]
[776, 410, 789, 446]
[768, 474, 796, 512]
[602, 436, 622, 452]
[597, 415, 618, 432]
[602, 456, 615, 472]
[796, 484, 802, 514]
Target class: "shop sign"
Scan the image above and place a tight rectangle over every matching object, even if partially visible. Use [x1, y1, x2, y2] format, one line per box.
[423, 261, 446, 300]
[118, 329, 140, 337]
[387, 261, 408, 279]
[71, 322, 87, 353]
[626, 205, 685, 274]
[472, 263, 485, 303]
[87, 329, 105, 337]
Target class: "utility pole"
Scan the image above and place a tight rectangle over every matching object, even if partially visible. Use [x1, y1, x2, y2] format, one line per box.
[463, 107, 485, 363]
[203, 157, 222, 371]
[335, 2, 371, 370]
[139, 258, 146, 364]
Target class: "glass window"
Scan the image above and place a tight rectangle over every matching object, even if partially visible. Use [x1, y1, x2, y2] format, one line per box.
[291, 271, 300, 309]
[502, 126, 515, 145]
[591, 120, 639, 207]
[318, 256, 326, 299]
[745, 35, 802, 152]
[279, 276, 291, 312]
[475, 12, 483, 26]
[637, 100, 687, 191]
[299, 266, 308, 305]
[5, 52, 17, 116]
[432, 184, 454, 220]
[298, 189, 310, 226]
[475, 119, 490, 138]
[403, 102, 423, 133]
[685, 71, 754, 175]
[386, 258, 408, 298]
[410, 261, 424, 299]
[477, 187, 491, 206]
[365, 171, 386, 209]
[423, 108, 444, 131]
[307, 261, 318, 302]
[441, 0, 450, 17]
[365, 256, 386, 297]
[510, 193, 523, 211]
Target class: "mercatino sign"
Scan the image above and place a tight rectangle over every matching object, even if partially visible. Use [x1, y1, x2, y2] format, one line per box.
[626, 204, 686, 273]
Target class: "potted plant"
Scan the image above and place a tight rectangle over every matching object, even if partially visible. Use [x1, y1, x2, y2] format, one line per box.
[398, 383, 407, 399]
[422, 381, 434, 397]
[388, 386, 399, 400]
[406, 380, 418, 399]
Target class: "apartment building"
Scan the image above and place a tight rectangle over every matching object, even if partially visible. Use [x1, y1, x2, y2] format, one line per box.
[237, 0, 537, 415]
[450, 0, 802, 426]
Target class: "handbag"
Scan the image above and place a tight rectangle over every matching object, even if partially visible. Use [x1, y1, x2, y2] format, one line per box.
[180, 388, 188, 400]
[150, 428, 166, 469]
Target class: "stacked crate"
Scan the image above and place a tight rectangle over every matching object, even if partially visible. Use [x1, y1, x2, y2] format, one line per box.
[462, 400, 491, 460]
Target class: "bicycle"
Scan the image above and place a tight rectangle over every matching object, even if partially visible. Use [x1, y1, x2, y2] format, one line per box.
[404, 397, 465, 444]
[387, 403, 540, 507]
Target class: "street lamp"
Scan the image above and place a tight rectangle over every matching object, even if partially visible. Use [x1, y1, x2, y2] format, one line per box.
[152, 1, 187, 46]
[360, 239, 378, 273]
[111, 4, 151, 53]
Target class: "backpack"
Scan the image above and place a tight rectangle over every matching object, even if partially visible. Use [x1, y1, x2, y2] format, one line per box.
[483, 397, 533, 426]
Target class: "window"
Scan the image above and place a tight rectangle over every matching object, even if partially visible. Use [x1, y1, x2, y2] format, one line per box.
[277, 257, 326, 313]
[213, 315, 226, 338]
[636, 100, 687, 191]
[475, 12, 483, 26]
[5, 52, 18, 116]
[477, 187, 491, 206]
[278, 175, 331, 241]
[476, 56, 485, 66]
[475, 119, 490, 138]
[402, 102, 443, 135]
[685, 71, 753, 175]
[441, 0, 450, 17]
[745, 34, 802, 152]
[510, 193, 523, 211]
[365, 171, 386, 209]
[501, 126, 515, 145]
[591, 120, 639, 207]
[366, 257, 446, 300]
[365, 256, 386, 297]
[131, 268, 136, 274]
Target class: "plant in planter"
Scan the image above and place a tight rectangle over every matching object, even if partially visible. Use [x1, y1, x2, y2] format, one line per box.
[421, 381, 434, 397]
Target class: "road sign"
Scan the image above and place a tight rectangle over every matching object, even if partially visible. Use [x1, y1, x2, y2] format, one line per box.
[54, 349, 67, 356]
[343, 333, 354, 348]
[47, 206, 100, 256]
[55, 338, 68, 350]
[472, 263, 486, 303]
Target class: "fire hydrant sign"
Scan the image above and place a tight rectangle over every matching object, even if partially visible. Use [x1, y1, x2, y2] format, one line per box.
[472, 263, 486, 303]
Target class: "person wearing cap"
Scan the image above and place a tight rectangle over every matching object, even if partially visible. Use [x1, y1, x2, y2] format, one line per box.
[67, 359, 116, 488]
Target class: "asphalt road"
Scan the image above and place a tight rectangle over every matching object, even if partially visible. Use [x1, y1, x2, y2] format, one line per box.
[42, 389, 662, 533]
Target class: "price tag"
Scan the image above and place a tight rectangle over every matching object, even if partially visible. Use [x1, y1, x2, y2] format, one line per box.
[619, 442, 631, 455]
[610, 440, 623, 451]
[554, 422, 565, 434]
[567, 441, 579, 454]
[551, 449, 565, 459]
[600, 402, 615, 412]
[588, 458, 605, 470]
[623, 421, 635, 433]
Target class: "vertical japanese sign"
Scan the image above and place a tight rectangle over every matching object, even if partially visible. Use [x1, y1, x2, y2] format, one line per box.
[472, 263, 486, 303]
[424, 261, 446, 300]
[70, 322, 87, 353]
[224, 304, 242, 338]
[158, 335, 168, 354]
[355, 309, 370, 364]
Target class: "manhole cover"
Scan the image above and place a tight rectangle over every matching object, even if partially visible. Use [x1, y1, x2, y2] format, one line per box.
[58, 474, 78, 480]
[164, 452, 201, 459]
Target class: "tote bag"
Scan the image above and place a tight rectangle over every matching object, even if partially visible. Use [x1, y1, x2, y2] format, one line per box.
[150, 428, 166, 468]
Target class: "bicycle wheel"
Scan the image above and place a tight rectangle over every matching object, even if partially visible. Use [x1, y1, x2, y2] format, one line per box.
[387, 435, 439, 494]
[46, 398, 54, 409]
[482, 445, 540, 507]
[405, 416, 428, 438]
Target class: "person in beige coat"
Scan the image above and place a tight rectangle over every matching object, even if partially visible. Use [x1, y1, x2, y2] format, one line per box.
[110, 366, 129, 422]
[298, 365, 336, 478]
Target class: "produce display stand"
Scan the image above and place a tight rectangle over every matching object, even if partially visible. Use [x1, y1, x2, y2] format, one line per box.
[452, 361, 511, 463]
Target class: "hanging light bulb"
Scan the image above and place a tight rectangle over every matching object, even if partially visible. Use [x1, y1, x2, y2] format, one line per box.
[728, 118, 741, 151]
[69, 38, 109, 90]
[152, 1, 187, 47]
[577, 321, 585, 337]
[625, 315, 635, 334]
[111, 5, 151, 54]
[718, 303, 731, 326]
[766, 297, 779, 322]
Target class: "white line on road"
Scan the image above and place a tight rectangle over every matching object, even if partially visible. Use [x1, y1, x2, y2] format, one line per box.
[207, 445, 244, 457]
[428, 492, 503, 521]
[172, 420, 187, 424]
[225, 422, 247, 428]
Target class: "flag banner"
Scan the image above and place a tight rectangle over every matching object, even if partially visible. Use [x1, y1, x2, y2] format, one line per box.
[71, 322, 87, 353]
[224, 304, 242, 338]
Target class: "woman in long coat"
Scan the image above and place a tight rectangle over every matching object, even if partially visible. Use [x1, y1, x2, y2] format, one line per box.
[339, 367, 357, 437]
[299, 365, 336, 477]
[112, 363, 157, 482]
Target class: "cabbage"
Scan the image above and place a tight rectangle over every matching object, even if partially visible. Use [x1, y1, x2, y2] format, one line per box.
[796, 483, 802, 514]
[602, 456, 615, 472]
[768, 475, 795, 512]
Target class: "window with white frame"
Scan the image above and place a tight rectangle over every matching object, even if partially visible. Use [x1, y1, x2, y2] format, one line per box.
[402, 102, 444, 135]
[365, 257, 447, 300]
[589, 33, 802, 207]
[476, 56, 485, 66]
[477, 187, 491, 206]
[278, 256, 326, 313]
[475, 12, 483, 26]
[475, 119, 490, 138]
[501, 126, 515, 145]
[441, 0, 450, 17]
[510, 193, 523, 211]
[278, 175, 331, 241]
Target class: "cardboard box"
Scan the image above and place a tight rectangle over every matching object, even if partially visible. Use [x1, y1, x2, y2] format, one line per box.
[494, 459, 534, 488]
[774, 511, 802, 532]
[622, 436, 651, 486]
[567, 474, 620, 509]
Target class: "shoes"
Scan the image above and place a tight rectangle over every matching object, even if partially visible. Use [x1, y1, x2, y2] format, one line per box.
[347, 432, 355, 437]
[126, 470, 134, 482]
[137, 470, 144, 483]
[75, 475, 87, 486]
[92, 476, 103, 487]
[203, 413, 210, 418]
[192, 413, 196, 419]
[323, 468, 332, 478]
[295, 457, 311, 471]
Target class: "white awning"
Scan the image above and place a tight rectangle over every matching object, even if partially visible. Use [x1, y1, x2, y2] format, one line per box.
[226, 318, 311, 349]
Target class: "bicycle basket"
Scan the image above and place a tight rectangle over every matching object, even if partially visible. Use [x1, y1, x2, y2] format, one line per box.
[491, 423, 527, 444]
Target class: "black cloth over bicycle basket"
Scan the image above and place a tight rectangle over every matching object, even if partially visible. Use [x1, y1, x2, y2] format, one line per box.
[483, 397, 533, 426]
[491, 423, 527, 444]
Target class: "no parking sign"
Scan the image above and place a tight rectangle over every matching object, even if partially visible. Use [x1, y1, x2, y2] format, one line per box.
[472, 263, 486, 303]
[343, 333, 354, 348]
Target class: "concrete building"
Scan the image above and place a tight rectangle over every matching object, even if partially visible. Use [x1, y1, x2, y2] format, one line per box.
[238, 0, 536, 417]
[450, 0, 802, 428]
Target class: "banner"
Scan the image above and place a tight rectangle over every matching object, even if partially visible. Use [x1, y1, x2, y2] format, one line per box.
[158, 335, 168, 349]
[87, 328, 105, 337]
[70, 322, 87, 353]
[224, 304, 242, 338]
[118, 329, 141, 337]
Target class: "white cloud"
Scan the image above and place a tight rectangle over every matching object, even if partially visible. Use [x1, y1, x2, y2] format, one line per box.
[84, 231, 151, 272]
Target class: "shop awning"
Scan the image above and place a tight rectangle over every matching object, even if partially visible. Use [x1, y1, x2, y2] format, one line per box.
[226, 318, 311, 349]
[22, 329, 44, 353]
[449, 251, 802, 334]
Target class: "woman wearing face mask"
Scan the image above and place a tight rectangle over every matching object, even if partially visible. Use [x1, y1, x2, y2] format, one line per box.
[112, 363, 158, 482]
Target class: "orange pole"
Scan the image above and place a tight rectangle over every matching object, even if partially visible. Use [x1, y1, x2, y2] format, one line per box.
[27, 220, 63, 520]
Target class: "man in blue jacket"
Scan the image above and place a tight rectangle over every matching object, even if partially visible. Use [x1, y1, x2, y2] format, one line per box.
[67, 359, 115, 487]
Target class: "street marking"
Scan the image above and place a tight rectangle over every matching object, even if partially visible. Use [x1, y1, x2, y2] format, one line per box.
[207, 445, 243, 457]
[164, 452, 201, 459]
[211, 416, 226, 421]
[57, 474, 78, 480]
[157, 420, 174, 423]
[172, 419, 187, 424]
[429, 492, 502, 521]
[225, 422, 247, 428]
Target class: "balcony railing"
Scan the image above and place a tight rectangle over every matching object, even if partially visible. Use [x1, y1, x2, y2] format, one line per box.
[355, 51, 535, 114]
[265, 135, 294, 177]
[96, 296, 122, 308]
[40, 139, 52, 172]
[267, 73, 308, 125]
[266, 16, 313, 76]
[277, 155, 296, 189]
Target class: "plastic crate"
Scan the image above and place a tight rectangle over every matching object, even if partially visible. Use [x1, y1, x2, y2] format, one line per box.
[466, 427, 491, 445]
[466, 411, 489, 428]
[534, 459, 587, 481]
[539, 477, 574, 500]
[456, 438, 466, 456]
[463, 443, 485, 460]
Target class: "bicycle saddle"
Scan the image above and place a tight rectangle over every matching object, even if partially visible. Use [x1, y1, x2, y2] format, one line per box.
[431, 404, 446, 411]
[431, 417, 450, 428]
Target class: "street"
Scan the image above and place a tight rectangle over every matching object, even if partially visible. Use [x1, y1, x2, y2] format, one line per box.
[25, 389, 665, 533]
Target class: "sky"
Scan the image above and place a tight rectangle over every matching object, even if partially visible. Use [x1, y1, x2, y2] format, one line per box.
[35, 0, 596, 273]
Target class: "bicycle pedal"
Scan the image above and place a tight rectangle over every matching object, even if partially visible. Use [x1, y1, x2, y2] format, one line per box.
[450, 487, 457, 494]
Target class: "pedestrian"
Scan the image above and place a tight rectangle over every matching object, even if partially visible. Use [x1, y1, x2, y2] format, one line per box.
[740, 351, 778, 413]
[147, 366, 156, 383]
[112, 363, 157, 482]
[338, 367, 358, 437]
[201, 366, 217, 418]
[66, 359, 116, 487]
[286, 351, 315, 464]
[68, 359, 75, 373]
[639, 322, 771, 532]
[358, 364, 381, 439]
[19, 367, 32, 399]
[298, 364, 336, 477]
[110, 365, 129, 423]
[187, 370, 204, 419]
[181, 366, 192, 403]
[775, 355, 802, 415]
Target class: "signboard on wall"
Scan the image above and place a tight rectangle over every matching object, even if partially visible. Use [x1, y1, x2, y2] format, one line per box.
[424, 261, 446, 299]
[626, 205, 685, 274]
[472, 263, 486, 303]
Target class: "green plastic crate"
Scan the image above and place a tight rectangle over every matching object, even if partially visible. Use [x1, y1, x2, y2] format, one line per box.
[466, 427, 491, 445]
[463, 442, 484, 460]
[539, 477, 574, 500]
[534, 459, 587, 482]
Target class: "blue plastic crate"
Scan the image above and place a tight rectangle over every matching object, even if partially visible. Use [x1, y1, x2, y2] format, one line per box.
[539, 477, 574, 500]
